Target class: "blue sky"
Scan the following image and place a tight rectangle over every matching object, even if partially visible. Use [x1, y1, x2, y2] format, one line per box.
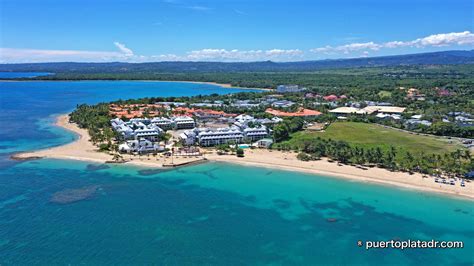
[0, 0, 473, 62]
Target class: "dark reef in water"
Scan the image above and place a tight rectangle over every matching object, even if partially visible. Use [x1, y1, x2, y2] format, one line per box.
[50, 185, 100, 204]
[138, 169, 165, 176]
[86, 164, 110, 171]
[10, 154, 42, 161]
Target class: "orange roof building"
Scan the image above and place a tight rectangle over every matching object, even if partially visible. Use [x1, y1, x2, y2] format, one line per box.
[109, 103, 166, 119]
[265, 108, 322, 117]
[172, 107, 237, 117]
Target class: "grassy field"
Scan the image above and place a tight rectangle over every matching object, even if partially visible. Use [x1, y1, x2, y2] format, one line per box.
[281, 122, 462, 155]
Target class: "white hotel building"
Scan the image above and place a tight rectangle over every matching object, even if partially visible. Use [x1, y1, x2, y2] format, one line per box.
[197, 127, 244, 146]
[173, 116, 196, 129]
[111, 118, 163, 141]
[150, 117, 174, 130]
[180, 125, 269, 147]
[243, 126, 269, 141]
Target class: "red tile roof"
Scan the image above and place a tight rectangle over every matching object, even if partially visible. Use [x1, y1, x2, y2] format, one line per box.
[323, 95, 339, 101]
[265, 108, 322, 117]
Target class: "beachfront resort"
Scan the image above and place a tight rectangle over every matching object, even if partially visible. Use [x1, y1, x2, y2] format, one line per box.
[107, 85, 473, 154]
[110, 111, 274, 153]
[12, 81, 474, 200]
[8, 81, 457, 197]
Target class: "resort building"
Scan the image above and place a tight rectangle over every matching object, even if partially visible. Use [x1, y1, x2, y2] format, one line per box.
[111, 119, 135, 139]
[151, 117, 174, 130]
[109, 103, 166, 119]
[172, 107, 237, 119]
[118, 139, 163, 154]
[129, 118, 151, 124]
[134, 127, 163, 142]
[271, 100, 296, 108]
[234, 114, 257, 129]
[328, 107, 363, 116]
[110, 118, 163, 141]
[155, 101, 187, 107]
[191, 102, 223, 108]
[243, 126, 269, 141]
[375, 113, 401, 120]
[265, 108, 322, 117]
[276, 85, 306, 93]
[366, 106, 406, 114]
[405, 119, 432, 129]
[172, 116, 196, 129]
[179, 124, 269, 146]
[196, 127, 244, 147]
[231, 100, 261, 109]
[323, 94, 339, 101]
[253, 138, 274, 148]
[329, 106, 406, 116]
[256, 117, 284, 125]
[179, 131, 197, 146]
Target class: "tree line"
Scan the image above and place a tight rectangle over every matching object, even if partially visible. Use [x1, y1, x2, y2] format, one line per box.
[273, 137, 473, 178]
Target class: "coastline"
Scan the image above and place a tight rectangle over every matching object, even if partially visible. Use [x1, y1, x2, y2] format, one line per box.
[143, 80, 273, 91]
[13, 115, 473, 200]
[0, 79, 272, 91]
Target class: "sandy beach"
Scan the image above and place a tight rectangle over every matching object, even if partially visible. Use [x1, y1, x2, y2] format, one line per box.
[141, 80, 273, 91]
[13, 115, 473, 200]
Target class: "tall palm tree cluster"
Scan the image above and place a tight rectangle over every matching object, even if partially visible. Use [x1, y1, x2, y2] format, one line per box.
[69, 103, 118, 151]
[276, 137, 473, 178]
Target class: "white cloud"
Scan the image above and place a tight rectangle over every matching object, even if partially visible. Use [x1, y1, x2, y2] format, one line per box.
[0, 45, 304, 63]
[0, 42, 136, 63]
[265, 49, 303, 56]
[113, 42, 134, 56]
[2, 31, 473, 63]
[180, 48, 303, 61]
[311, 31, 474, 55]
[0, 48, 126, 63]
[411, 31, 474, 47]
[312, 42, 380, 54]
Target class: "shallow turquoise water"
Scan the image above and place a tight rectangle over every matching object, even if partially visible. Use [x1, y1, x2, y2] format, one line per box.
[1, 159, 472, 265]
[0, 79, 473, 264]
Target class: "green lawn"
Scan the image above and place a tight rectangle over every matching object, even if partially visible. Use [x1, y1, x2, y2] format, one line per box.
[281, 122, 461, 155]
[377, 90, 392, 98]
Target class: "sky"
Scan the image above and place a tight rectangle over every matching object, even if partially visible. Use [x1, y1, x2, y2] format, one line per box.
[0, 0, 473, 63]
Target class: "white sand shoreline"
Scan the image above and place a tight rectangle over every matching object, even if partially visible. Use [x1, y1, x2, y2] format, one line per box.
[12, 115, 473, 200]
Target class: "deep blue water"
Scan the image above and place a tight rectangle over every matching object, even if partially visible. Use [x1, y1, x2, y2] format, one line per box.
[0, 80, 473, 265]
[0, 72, 52, 78]
[0, 80, 254, 153]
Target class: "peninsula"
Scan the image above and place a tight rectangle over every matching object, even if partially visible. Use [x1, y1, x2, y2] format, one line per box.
[14, 113, 473, 200]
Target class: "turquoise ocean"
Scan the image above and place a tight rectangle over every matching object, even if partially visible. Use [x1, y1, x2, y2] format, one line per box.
[0, 75, 472, 265]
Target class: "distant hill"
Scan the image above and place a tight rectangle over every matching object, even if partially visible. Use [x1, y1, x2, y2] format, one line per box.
[1, 50, 473, 73]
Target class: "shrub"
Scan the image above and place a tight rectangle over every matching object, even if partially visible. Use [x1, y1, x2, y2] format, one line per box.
[297, 152, 311, 161]
[236, 148, 245, 157]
